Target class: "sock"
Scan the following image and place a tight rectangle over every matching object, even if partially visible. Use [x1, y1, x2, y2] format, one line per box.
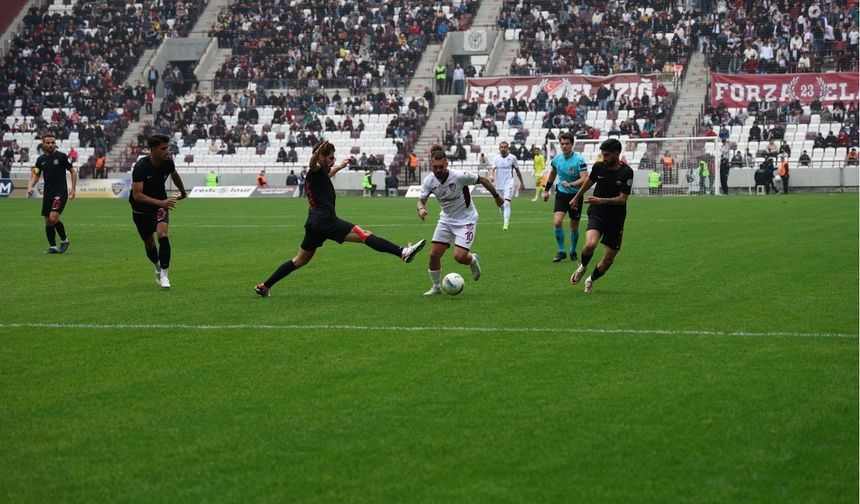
[429, 269, 441, 288]
[365, 234, 402, 257]
[534, 187, 541, 199]
[503, 202, 511, 225]
[581, 253, 593, 268]
[54, 221, 67, 241]
[569, 230, 579, 254]
[590, 266, 606, 282]
[45, 225, 57, 246]
[264, 260, 297, 288]
[554, 227, 565, 252]
[158, 237, 171, 269]
[145, 246, 159, 265]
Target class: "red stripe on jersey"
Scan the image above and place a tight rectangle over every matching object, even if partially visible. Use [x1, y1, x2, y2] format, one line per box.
[306, 179, 316, 208]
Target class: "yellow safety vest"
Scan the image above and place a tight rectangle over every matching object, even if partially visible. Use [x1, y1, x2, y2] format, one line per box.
[206, 172, 218, 186]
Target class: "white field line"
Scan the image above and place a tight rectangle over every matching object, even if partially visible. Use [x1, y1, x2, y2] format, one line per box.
[0, 322, 854, 339]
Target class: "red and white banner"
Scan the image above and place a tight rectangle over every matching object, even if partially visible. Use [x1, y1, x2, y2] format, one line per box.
[465, 74, 658, 103]
[711, 72, 859, 107]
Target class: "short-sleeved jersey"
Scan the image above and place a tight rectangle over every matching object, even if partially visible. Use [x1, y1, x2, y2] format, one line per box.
[588, 161, 634, 222]
[129, 156, 176, 213]
[420, 169, 479, 225]
[33, 151, 73, 195]
[550, 152, 588, 194]
[305, 162, 337, 216]
[491, 153, 518, 188]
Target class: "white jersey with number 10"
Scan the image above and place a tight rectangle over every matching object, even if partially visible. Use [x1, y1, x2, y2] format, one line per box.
[419, 169, 480, 225]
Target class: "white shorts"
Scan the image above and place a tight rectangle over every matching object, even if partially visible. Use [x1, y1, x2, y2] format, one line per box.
[432, 220, 477, 250]
[499, 182, 516, 200]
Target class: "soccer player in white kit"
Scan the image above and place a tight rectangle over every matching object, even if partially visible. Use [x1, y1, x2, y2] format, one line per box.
[489, 141, 526, 230]
[417, 146, 505, 295]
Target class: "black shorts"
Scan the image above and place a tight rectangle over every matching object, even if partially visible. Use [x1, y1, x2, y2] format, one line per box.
[41, 193, 67, 217]
[301, 213, 355, 251]
[554, 191, 582, 220]
[132, 208, 170, 240]
[586, 211, 625, 250]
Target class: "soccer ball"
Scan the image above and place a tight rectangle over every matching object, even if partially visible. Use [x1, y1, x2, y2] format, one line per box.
[441, 273, 464, 295]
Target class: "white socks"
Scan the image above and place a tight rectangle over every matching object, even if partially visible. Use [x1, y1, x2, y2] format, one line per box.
[428, 269, 441, 288]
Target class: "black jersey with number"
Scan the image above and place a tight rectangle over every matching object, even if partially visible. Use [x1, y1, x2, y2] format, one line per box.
[129, 156, 175, 213]
[587, 161, 634, 222]
[33, 151, 73, 195]
[305, 162, 336, 216]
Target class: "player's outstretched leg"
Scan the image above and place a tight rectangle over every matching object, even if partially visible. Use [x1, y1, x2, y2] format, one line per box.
[257, 260, 297, 297]
[400, 239, 426, 263]
[255, 249, 315, 297]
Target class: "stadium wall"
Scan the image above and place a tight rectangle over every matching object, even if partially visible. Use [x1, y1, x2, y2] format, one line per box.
[149, 168, 857, 194]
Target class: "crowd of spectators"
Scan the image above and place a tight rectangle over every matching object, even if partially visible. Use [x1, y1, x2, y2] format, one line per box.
[210, 0, 478, 90]
[452, 80, 673, 150]
[703, 0, 859, 73]
[703, 97, 859, 150]
[127, 86, 430, 173]
[0, 1, 204, 158]
[500, 0, 696, 76]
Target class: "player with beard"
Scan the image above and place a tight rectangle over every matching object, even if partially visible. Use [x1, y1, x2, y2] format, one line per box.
[416, 145, 505, 295]
[27, 134, 77, 254]
[568, 138, 634, 293]
[489, 141, 525, 230]
[255, 140, 426, 297]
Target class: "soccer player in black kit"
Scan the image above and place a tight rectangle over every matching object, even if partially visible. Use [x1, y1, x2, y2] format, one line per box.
[255, 140, 426, 296]
[130, 134, 188, 289]
[26, 134, 77, 253]
[568, 138, 634, 293]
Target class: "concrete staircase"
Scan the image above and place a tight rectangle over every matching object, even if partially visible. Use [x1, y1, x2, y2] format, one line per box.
[188, 0, 232, 38]
[407, 0, 510, 171]
[101, 48, 158, 172]
[405, 43, 443, 101]
[471, 0, 504, 27]
[105, 0, 235, 172]
[412, 94, 460, 162]
[483, 38, 520, 77]
[197, 48, 232, 95]
[663, 52, 709, 163]
[188, 0, 233, 95]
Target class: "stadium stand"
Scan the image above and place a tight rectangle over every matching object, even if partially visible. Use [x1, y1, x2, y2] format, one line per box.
[704, 0, 858, 74]
[500, 0, 696, 77]
[0, 0, 856, 190]
[0, 0, 205, 175]
[209, 0, 479, 90]
[134, 86, 428, 177]
[695, 1, 859, 170]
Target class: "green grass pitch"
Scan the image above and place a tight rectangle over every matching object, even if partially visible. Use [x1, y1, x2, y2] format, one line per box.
[1, 193, 857, 502]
